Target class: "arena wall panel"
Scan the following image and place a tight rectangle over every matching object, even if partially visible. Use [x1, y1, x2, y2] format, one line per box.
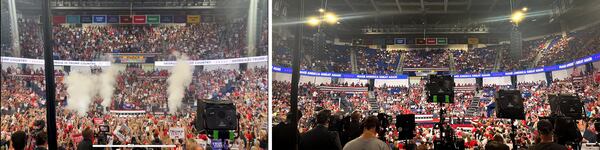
[517, 72, 546, 83]
[454, 78, 476, 86]
[482, 76, 511, 86]
[552, 69, 572, 80]
[273, 72, 292, 82]
[248, 62, 267, 68]
[374, 79, 409, 87]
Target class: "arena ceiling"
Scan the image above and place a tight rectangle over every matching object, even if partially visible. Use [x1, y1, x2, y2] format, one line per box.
[287, 0, 600, 38]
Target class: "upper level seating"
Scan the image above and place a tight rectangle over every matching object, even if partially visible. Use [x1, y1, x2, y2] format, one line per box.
[7, 19, 254, 61]
[403, 49, 450, 68]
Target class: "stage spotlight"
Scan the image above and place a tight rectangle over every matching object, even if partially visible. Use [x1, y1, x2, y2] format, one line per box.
[511, 11, 525, 25]
[307, 16, 321, 26]
[318, 8, 325, 13]
[323, 12, 339, 25]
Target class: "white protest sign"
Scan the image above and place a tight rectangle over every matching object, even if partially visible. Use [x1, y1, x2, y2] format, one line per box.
[168, 127, 185, 139]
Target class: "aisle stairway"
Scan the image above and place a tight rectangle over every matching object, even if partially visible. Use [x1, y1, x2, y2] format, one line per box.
[465, 97, 481, 117]
[396, 52, 406, 74]
[449, 51, 456, 74]
[368, 91, 379, 112]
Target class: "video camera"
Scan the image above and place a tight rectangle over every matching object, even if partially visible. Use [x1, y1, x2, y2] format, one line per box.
[541, 94, 585, 147]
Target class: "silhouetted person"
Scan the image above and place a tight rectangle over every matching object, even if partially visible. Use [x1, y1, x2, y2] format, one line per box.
[273, 110, 302, 150]
[77, 128, 93, 150]
[530, 120, 567, 150]
[485, 134, 509, 150]
[343, 111, 362, 145]
[578, 120, 597, 143]
[299, 109, 342, 150]
[343, 116, 391, 150]
[34, 132, 47, 150]
[10, 131, 27, 150]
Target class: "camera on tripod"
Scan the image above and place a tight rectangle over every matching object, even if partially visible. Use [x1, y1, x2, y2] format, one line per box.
[195, 99, 240, 149]
[543, 94, 585, 146]
[424, 75, 464, 150]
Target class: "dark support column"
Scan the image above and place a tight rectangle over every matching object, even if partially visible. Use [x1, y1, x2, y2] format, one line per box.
[289, 0, 305, 149]
[476, 77, 483, 89]
[510, 75, 517, 89]
[545, 72, 553, 86]
[41, 0, 58, 149]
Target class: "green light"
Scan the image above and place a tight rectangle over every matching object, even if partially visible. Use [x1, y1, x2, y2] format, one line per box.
[445, 95, 450, 103]
[433, 95, 438, 103]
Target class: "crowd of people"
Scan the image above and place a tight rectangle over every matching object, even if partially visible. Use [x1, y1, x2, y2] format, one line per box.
[0, 65, 268, 150]
[6, 18, 268, 61]
[273, 25, 600, 75]
[272, 66, 600, 149]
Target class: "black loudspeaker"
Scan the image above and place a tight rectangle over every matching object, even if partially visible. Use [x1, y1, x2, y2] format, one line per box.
[549, 94, 584, 119]
[368, 79, 375, 91]
[240, 63, 247, 71]
[198, 100, 239, 130]
[496, 90, 525, 120]
[395, 114, 415, 140]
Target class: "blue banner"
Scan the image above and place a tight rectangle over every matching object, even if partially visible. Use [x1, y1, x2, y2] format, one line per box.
[272, 66, 408, 79]
[93, 15, 106, 23]
[160, 16, 174, 23]
[394, 38, 406, 44]
[174, 16, 187, 23]
[80, 16, 92, 23]
[454, 52, 600, 78]
[107, 16, 119, 23]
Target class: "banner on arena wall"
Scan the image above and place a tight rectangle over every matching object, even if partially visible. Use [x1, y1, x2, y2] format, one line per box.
[107, 16, 119, 23]
[416, 38, 426, 45]
[174, 16, 187, 23]
[66, 15, 80, 24]
[93, 15, 107, 23]
[447, 38, 457, 44]
[272, 66, 409, 79]
[406, 38, 415, 44]
[154, 56, 267, 66]
[384, 39, 394, 45]
[437, 38, 448, 45]
[120, 16, 132, 24]
[80, 16, 92, 23]
[146, 15, 160, 24]
[454, 52, 600, 78]
[187, 15, 201, 24]
[53, 16, 66, 24]
[0, 56, 111, 66]
[160, 16, 174, 23]
[467, 38, 479, 44]
[133, 15, 147, 24]
[169, 127, 185, 139]
[394, 38, 406, 44]
[426, 38, 437, 45]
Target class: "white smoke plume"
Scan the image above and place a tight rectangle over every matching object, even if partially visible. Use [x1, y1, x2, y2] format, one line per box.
[99, 67, 118, 108]
[66, 54, 118, 115]
[65, 71, 98, 116]
[167, 52, 194, 114]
